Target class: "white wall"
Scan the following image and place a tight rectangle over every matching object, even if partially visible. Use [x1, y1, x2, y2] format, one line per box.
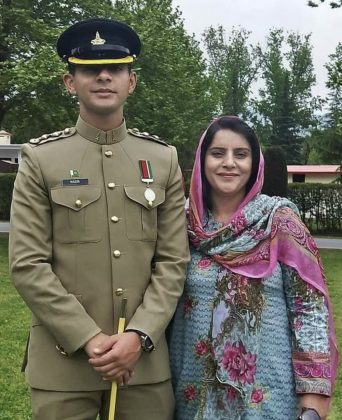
[0, 134, 11, 145]
[288, 173, 338, 184]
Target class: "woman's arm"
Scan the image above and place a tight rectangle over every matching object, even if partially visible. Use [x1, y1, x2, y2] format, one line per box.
[282, 263, 332, 419]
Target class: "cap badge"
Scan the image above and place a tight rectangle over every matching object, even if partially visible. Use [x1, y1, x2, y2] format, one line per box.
[91, 31, 106, 46]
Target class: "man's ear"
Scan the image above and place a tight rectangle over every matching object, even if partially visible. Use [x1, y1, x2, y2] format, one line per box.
[128, 71, 137, 94]
[63, 73, 76, 95]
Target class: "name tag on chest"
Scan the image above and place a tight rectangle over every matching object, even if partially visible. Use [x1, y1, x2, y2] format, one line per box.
[63, 178, 89, 186]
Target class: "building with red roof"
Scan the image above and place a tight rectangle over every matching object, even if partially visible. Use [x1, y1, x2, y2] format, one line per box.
[287, 165, 341, 184]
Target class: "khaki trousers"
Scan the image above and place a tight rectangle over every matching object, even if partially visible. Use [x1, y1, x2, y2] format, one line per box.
[31, 380, 174, 420]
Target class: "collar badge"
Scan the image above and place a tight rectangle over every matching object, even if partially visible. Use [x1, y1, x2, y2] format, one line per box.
[70, 169, 80, 178]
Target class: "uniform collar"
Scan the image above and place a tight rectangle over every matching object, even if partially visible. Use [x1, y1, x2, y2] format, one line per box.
[76, 115, 127, 145]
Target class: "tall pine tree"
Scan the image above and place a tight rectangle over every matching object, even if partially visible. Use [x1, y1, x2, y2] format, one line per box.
[253, 29, 317, 164]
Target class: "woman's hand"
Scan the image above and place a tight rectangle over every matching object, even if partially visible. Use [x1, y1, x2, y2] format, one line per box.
[299, 394, 331, 420]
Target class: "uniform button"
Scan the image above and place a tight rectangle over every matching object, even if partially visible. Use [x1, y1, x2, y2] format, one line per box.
[113, 250, 121, 258]
[75, 199, 82, 208]
[115, 288, 125, 296]
[108, 182, 116, 189]
[105, 150, 113, 157]
[111, 216, 119, 223]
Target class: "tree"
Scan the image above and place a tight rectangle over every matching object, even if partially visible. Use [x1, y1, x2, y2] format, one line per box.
[253, 29, 317, 164]
[0, 0, 114, 142]
[1, 0, 214, 170]
[203, 26, 260, 118]
[306, 43, 342, 163]
[308, 0, 342, 8]
[110, 0, 216, 169]
[326, 42, 342, 90]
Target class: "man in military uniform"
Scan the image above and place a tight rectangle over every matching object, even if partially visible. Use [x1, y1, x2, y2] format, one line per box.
[9, 18, 189, 420]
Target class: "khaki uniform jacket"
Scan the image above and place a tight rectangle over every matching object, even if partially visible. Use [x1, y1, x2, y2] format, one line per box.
[9, 116, 190, 391]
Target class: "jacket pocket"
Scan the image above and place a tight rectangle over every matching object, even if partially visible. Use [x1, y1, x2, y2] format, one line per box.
[124, 185, 165, 241]
[51, 186, 102, 243]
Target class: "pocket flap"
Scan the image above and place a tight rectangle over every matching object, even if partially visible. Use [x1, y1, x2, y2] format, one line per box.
[124, 185, 165, 209]
[51, 186, 101, 211]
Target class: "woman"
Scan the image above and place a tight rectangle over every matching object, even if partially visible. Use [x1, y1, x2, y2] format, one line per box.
[169, 116, 338, 420]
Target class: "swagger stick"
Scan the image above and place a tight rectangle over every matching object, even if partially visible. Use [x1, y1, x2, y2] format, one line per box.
[108, 297, 128, 420]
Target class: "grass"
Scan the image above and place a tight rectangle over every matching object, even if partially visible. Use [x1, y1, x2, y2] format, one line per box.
[321, 249, 342, 419]
[0, 234, 341, 418]
[0, 234, 31, 419]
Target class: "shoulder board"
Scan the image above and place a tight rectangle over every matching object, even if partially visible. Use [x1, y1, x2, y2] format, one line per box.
[29, 127, 76, 146]
[128, 128, 169, 146]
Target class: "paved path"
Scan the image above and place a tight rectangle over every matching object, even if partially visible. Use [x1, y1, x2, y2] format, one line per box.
[0, 222, 9, 233]
[314, 238, 342, 250]
[1, 222, 342, 249]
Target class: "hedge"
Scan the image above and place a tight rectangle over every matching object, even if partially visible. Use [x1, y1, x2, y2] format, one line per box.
[288, 183, 342, 234]
[0, 173, 16, 220]
[1, 172, 341, 233]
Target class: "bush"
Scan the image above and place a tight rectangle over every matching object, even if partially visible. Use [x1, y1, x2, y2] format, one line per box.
[0, 173, 16, 220]
[288, 183, 342, 234]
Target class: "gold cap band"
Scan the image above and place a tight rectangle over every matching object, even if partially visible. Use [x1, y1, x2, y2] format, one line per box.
[68, 56, 134, 65]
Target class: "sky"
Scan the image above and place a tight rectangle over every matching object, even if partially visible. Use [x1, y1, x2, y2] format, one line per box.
[172, 0, 342, 98]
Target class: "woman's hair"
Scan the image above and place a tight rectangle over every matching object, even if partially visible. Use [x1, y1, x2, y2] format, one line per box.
[200, 116, 260, 210]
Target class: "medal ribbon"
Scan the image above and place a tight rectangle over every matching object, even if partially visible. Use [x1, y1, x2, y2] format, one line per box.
[139, 160, 153, 183]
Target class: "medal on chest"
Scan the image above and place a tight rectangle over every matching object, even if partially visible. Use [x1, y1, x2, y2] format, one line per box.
[139, 160, 155, 207]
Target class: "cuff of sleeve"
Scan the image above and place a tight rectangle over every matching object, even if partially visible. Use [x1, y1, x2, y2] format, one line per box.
[61, 325, 102, 356]
[293, 352, 332, 397]
[295, 378, 331, 396]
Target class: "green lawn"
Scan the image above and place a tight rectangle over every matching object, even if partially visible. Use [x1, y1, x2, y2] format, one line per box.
[0, 234, 31, 419]
[0, 234, 341, 419]
[322, 248, 342, 419]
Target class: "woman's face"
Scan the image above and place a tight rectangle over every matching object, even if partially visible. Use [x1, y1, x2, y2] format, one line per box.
[204, 128, 252, 201]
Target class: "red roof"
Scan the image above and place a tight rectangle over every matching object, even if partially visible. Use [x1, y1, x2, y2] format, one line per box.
[287, 165, 340, 174]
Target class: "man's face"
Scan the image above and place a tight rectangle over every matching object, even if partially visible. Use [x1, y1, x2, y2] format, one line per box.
[63, 64, 136, 118]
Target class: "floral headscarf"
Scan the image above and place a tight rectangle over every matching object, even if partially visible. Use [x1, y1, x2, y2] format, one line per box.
[188, 116, 338, 387]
